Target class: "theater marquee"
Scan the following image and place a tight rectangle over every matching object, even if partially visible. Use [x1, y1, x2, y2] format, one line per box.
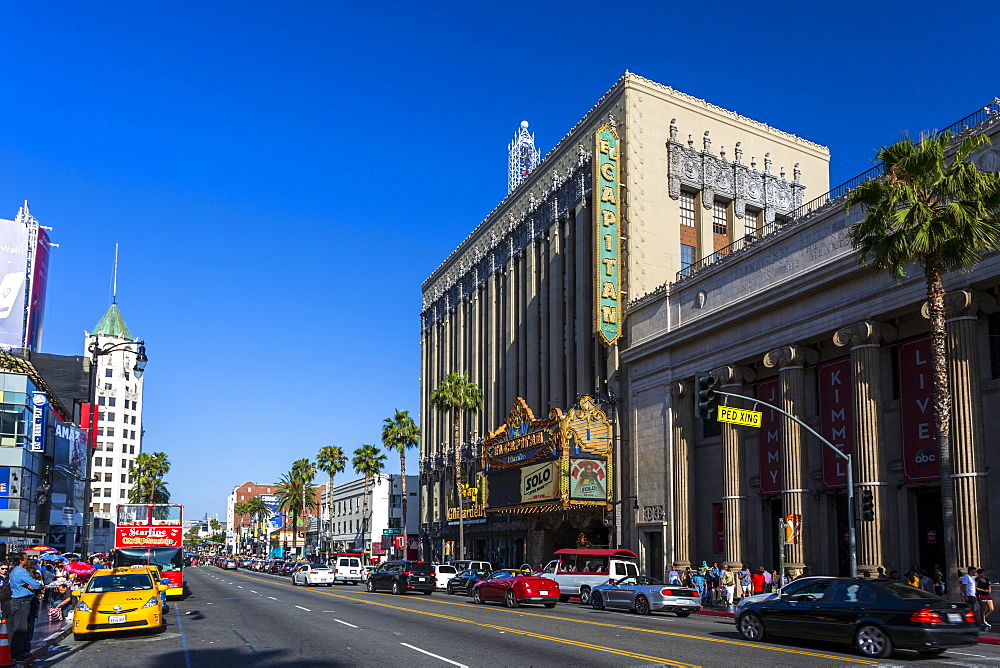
[594, 124, 621, 346]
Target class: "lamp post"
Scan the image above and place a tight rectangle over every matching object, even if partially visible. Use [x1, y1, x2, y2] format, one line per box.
[81, 337, 147, 558]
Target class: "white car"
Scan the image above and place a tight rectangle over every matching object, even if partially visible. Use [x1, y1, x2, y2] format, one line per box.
[432, 564, 459, 590]
[332, 555, 364, 585]
[292, 563, 335, 586]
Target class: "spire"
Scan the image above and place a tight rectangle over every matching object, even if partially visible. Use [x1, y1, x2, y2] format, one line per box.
[508, 121, 541, 194]
[92, 303, 133, 340]
[112, 242, 119, 304]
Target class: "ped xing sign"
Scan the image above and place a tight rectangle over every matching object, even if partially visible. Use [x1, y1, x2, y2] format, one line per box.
[717, 405, 762, 428]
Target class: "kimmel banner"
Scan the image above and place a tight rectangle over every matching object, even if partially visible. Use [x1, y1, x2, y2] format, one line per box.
[818, 358, 854, 488]
[899, 336, 940, 481]
[757, 378, 782, 494]
[115, 526, 183, 548]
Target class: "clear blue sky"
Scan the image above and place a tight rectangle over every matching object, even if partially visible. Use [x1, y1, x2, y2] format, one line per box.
[1, 1, 995, 520]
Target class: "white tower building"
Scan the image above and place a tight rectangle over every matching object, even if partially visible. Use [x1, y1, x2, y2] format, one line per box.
[85, 302, 145, 553]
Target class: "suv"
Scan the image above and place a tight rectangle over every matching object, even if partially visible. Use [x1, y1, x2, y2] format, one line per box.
[332, 555, 364, 585]
[366, 561, 434, 595]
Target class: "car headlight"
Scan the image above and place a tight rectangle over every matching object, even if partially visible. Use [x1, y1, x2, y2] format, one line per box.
[76, 600, 93, 612]
[142, 596, 160, 609]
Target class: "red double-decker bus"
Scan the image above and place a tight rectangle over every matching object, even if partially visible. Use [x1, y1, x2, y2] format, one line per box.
[111, 503, 185, 597]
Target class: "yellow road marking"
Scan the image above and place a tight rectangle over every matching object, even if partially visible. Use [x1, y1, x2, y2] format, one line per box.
[221, 570, 875, 664]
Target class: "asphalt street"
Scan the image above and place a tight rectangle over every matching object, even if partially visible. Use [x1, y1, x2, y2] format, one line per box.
[42, 565, 1000, 667]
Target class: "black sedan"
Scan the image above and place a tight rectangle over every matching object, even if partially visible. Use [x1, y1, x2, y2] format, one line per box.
[736, 577, 979, 659]
[446, 569, 489, 596]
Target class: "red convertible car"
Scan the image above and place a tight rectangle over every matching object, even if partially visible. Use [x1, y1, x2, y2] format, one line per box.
[472, 570, 560, 608]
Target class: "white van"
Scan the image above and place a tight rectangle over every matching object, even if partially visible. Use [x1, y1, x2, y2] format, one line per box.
[541, 548, 639, 604]
[447, 560, 493, 573]
[432, 564, 459, 589]
[331, 554, 364, 585]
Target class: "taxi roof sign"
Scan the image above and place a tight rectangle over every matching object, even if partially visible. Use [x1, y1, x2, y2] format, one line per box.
[717, 405, 762, 428]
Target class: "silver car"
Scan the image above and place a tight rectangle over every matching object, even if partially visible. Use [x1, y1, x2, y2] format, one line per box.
[590, 576, 702, 616]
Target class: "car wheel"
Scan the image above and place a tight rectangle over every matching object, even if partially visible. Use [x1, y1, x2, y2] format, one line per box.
[367, 579, 376, 592]
[675, 612, 691, 617]
[634, 595, 651, 615]
[591, 591, 605, 610]
[506, 590, 519, 608]
[391, 581, 402, 595]
[579, 587, 592, 605]
[543, 601, 557, 608]
[855, 624, 893, 659]
[447, 585, 454, 595]
[472, 589, 483, 604]
[738, 612, 765, 640]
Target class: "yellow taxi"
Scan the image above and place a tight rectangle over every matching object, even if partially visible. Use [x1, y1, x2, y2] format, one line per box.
[72, 566, 168, 640]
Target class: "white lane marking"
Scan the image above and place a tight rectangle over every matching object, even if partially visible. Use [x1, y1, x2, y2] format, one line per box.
[250, 591, 257, 593]
[333, 619, 358, 628]
[267, 597, 278, 600]
[323, 610, 337, 613]
[400, 643, 468, 668]
[949, 652, 988, 658]
[237, 586, 243, 589]
[295, 606, 311, 612]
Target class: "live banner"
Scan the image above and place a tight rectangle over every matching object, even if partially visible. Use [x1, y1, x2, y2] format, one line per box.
[898, 336, 939, 481]
[818, 357, 854, 488]
[756, 378, 782, 494]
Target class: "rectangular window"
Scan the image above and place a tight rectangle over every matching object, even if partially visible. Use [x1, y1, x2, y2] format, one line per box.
[104, 383, 112, 390]
[680, 244, 696, 274]
[679, 192, 696, 227]
[103, 503, 111, 513]
[122, 459, 127, 468]
[121, 474, 126, 483]
[92, 503, 101, 512]
[131, 430, 136, 439]
[103, 488, 111, 497]
[108, 397, 116, 407]
[97, 428, 104, 436]
[94, 442, 103, 451]
[120, 489, 126, 498]
[744, 209, 759, 237]
[98, 396, 105, 406]
[106, 443, 113, 452]
[107, 412, 115, 421]
[712, 200, 727, 235]
[129, 445, 135, 454]
[104, 473, 112, 482]
[94, 457, 102, 467]
[104, 369, 113, 377]
[124, 371, 130, 380]
[106, 428, 114, 436]
[131, 416, 136, 425]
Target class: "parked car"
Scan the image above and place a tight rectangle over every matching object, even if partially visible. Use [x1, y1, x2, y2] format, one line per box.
[292, 563, 335, 586]
[540, 548, 639, 604]
[222, 558, 238, 570]
[590, 576, 701, 616]
[736, 577, 979, 659]
[432, 564, 459, 590]
[736, 576, 833, 612]
[72, 566, 169, 641]
[471, 570, 560, 608]
[331, 554, 364, 585]
[448, 560, 493, 573]
[366, 560, 435, 595]
[280, 561, 299, 576]
[446, 569, 489, 596]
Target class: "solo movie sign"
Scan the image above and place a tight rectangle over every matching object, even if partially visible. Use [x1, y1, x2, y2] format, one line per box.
[521, 461, 558, 502]
[115, 526, 183, 548]
[569, 459, 607, 500]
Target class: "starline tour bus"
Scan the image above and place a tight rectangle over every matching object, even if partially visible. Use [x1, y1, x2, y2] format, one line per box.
[111, 503, 185, 597]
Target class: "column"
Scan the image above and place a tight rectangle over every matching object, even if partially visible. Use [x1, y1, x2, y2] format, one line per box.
[470, 287, 482, 436]
[487, 268, 500, 426]
[763, 345, 817, 574]
[505, 254, 517, 410]
[670, 380, 695, 567]
[713, 365, 756, 568]
[548, 220, 566, 411]
[937, 290, 996, 569]
[538, 235, 550, 413]
[526, 235, 541, 413]
[564, 214, 576, 401]
[575, 204, 592, 396]
[833, 319, 896, 574]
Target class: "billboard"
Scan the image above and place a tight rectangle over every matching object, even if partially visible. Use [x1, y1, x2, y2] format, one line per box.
[0, 218, 30, 348]
[30, 392, 47, 452]
[569, 459, 607, 500]
[521, 461, 558, 502]
[115, 526, 184, 548]
[26, 227, 50, 352]
[49, 421, 87, 528]
[594, 124, 622, 346]
[260, 494, 283, 533]
[899, 336, 939, 481]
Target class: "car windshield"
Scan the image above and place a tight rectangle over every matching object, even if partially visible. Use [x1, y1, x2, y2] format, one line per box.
[404, 563, 432, 573]
[87, 574, 153, 593]
[310, 564, 329, 570]
[877, 582, 941, 600]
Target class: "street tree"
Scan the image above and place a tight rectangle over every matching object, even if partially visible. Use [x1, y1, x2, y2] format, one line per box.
[846, 130, 1000, 597]
[381, 409, 419, 548]
[351, 444, 386, 551]
[429, 372, 483, 561]
[275, 468, 317, 559]
[244, 496, 271, 556]
[128, 452, 171, 503]
[316, 446, 347, 553]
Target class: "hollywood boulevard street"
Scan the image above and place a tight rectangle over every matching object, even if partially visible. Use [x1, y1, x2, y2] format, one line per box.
[49, 566, 1000, 667]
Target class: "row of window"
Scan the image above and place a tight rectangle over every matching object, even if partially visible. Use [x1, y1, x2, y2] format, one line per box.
[93, 450, 135, 465]
[103, 368, 134, 381]
[678, 192, 761, 271]
[96, 396, 139, 410]
[95, 428, 138, 439]
[98, 411, 138, 425]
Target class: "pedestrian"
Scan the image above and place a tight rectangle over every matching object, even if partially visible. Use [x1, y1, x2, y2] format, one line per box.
[737, 564, 751, 602]
[721, 565, 736, 606]
[876, 566, 890, 580]
[919, 570, 935, 594]
[7, 553, 43, 663]
[751, 567, 766, 595]
[962, 567, 979, 622]
[48, 584, 72, 621]
[682, 567, 693, 587]
[769, 569, 780, 591]
[667, 565, 680, 585]
[762, 568, 773, 593]
[976, 568, 993, 631]
[691, 568, 708, 607]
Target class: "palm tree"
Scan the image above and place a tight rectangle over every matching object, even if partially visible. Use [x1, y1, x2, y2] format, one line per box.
[352, 444, 386, 553]
[291, 458, 317, 557]
[846, 130, 1000, 597]
[316, 446, 347, 554]
[128, 452, 171, 502]
[381, 409, 419, 554]
[233, 501, 250, 554]
[244, 496, 271, 556]
[275, 469, 317, 559]
[429, 372, 483, 561]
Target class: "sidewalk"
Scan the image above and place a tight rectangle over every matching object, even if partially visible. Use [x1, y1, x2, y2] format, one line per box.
[27, 612, 73, 660]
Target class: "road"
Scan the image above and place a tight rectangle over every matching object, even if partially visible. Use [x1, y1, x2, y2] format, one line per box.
[45, 565, 1000, 667]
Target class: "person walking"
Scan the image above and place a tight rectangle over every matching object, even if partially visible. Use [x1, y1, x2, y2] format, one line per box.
[667, 565, 680, 585]
[691, 568, 708, 607]
[962, 567, 979, 624]
[7, 553, 43, 663]
[751, 567, 766, 595]
[721, 565, 736, 607]
[976, 568, 993, 631]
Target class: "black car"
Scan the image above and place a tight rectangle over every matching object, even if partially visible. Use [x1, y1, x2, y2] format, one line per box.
[366, 560, 434, 595]
[446, 569, 489, 596]
[268, 559, 285, 574]
[736, 577, 979, 659]
[280, 561, 298, 576]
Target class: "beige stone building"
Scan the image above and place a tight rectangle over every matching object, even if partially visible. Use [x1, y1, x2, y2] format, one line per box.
[418, 72, 829, 566]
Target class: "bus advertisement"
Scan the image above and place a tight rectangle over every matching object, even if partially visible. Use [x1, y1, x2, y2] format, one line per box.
[111, 503, 185, 597]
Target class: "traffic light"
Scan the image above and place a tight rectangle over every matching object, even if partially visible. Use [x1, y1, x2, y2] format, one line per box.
[694, 373, 718, 419]
[860, 489, 875, 521]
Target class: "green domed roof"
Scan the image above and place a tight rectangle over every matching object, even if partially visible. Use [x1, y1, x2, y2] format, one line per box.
[93, 303, 133, 340]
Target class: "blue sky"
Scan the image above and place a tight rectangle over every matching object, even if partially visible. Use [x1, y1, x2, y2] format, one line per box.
[1, 1, 996, 520]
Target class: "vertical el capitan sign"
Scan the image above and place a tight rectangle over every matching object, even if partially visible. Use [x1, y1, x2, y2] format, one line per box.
[595, 124, 621, 346]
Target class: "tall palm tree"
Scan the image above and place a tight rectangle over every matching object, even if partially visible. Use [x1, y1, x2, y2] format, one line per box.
[316, 446, 347, 555]
[128, 452, 171, 502]
[429, 372, 483, 561]
[351, 444, 386, 553]
[233, 501, 250, 554]
[275, 469, 317, 559]
[244, 496, 271, 556]
[381, 409, 419, 554]
[291, 458, 317, 557]
[846, 130, 1000, 597]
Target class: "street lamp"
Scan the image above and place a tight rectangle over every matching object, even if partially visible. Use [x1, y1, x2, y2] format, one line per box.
[80, 337, 148, 558]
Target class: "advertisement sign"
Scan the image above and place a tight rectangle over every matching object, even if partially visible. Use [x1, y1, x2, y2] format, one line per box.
[818, 357, 854, 488]
[50, 421, 87, 528]
[80, 403, 99, 450]
[0, 467, 9, 510]
[594, 124, 621, 346]
[0, 219, 29, 349]
[784, 514, 802, 545]
[115, 526, 184, 548]
[30, 392, 47, 452]
[26, 227, 49, 352]
[899, 336, 939, 481]
[569, 459, 607, 501]
[757, 378, 782, 494]
[520, 461, 558, 502]
[260, 494, 283, 533]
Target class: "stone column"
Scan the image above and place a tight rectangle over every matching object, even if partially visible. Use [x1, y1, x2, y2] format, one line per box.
[575, 204, 591, 396]
[504, 254, 517, 410]
[548, 222, 565, 411]
[526, 236, 540, 412]
[713, 365, 756, 568]
[833, 320, 897, 574]
[763, 345, 817, 574]
[926, 289, 996, 570]
[671, 380, 695, 568]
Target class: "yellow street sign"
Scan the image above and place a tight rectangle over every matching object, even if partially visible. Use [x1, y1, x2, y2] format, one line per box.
[717, 405, 762, 428]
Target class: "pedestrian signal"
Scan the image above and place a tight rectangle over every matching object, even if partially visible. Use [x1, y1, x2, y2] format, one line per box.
[860, 488, 875, 521]
[694, 373, 718, 419]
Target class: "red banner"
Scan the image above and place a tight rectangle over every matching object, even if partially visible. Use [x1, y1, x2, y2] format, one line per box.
[114, 526, 183, 549]
[757, 378, 782, 493]
[713, 503, 724, 553]
[899, 336, 939, 481]
[818, 358, 854, 488]
[80, 403, 99, 450]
